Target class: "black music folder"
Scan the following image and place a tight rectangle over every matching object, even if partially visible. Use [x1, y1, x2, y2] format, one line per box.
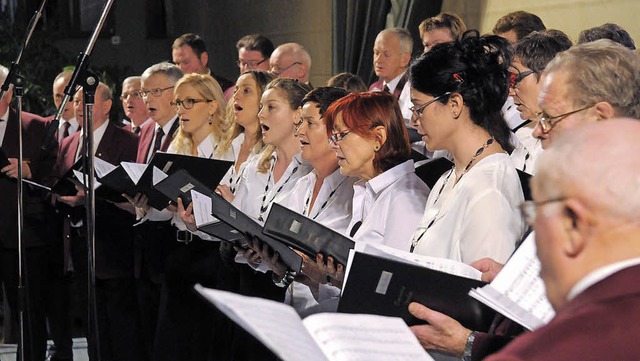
[209, 193, 302, 274]
[338, 252, 496, 331]
[139, 152, 232, 209]
[262, 203, 355, 266]
[414, 157, 454, 189]
[516, 169, 532, 200]
[153, 169, 212, 207]
[0, 148, 10, 169]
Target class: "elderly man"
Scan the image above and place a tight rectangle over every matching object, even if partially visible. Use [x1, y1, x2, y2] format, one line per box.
[485, 119, 640, 360]
[270, 42, 312, 85]
[533, 39, 640, 148]
[120, 76, 151, 134]
[51, 70, 81, 143]
[54, 82, 140, 361]
[172, 33, 233, 92]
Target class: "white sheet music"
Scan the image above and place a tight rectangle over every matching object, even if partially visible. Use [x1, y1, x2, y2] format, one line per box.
[121, 162, 147, 184]
[73, 170, 101, 190]
[93, 157, 117, 178]
[469, 232, 555, 330]
[190, 190, 219, 228]
[353, 243, 482, 281]
[194, 285, 434, 361]
[152, 166, 168, 186]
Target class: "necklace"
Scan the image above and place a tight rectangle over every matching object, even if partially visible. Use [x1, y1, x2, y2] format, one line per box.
[302, 175, 348, 219]
[258, 156, 300, 222]
[410, 137, 494, 252]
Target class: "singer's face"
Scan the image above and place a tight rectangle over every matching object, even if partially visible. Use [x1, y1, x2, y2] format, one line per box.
[174, 83, 218, 144]
[121, 78, 148, 125]
[142, 74, 176, 127]
[53, 77, 73, 121]
[257, 88, 298, 147]
[298, 101, 335, 166]
[509, 59, 542, 122]
[172, 45, 208, 75]
[73, 84, 112, 130]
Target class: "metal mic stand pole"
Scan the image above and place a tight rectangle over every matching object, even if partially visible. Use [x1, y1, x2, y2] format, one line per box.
[0, 0, 47, 101]
[40, 0, 114, 152]
[79, 73, 100, 361]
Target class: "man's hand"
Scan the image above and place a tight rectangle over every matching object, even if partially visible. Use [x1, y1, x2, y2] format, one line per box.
[57, 187, 86, 207]
[408, 302, 472, 357]
[1, 158, 32, 179]
[470, 258, 504, 283]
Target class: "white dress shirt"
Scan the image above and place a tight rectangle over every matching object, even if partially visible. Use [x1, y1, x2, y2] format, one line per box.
[75, 120, 109, 161]
[219, 133, 252, 193]
[58, 116, 80, 143]
[411, 153, 525, 264]
[510, 125, 543, 175]
[146, 116, 178, 163]
[0, 108, 9, 147]
[347, 159, 430, 251]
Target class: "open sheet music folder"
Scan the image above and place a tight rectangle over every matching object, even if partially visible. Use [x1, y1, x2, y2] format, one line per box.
[209, 193, 302, 274]
[262, 202, 355, 266]
[338, 252, 495, 331]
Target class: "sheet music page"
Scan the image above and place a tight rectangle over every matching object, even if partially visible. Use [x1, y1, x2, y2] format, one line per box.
[195, 285, 328, 361]
[303, 313, 434, 361]
[93, 157, 117, 178]
[121, 162, 148, 184]
[22, 178, 51, 191]
[152, 166, 168, 186]
[73, 170, 101, 189]
[190, 190, 219, 227]
[469, 232, 555, 330]
[354, 243, 482, 281]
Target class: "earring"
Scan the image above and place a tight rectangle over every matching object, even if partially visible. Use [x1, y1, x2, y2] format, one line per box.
[208, 115, 213, 125]
[374, 145, 380, 152]
[452, 111, 459, 118]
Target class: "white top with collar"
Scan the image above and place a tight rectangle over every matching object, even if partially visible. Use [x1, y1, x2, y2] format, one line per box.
[411, 153, 525, 264]
[75, 120, 109, 160]
[347, 159, 430, 251]
[510, 125, 543, 175]
[0, 108, 9, 147]
[219, 133, 255, 194]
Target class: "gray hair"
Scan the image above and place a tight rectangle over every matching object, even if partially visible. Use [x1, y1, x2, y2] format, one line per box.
[545, 39, 640, 119]
[0, 65, 9, 85]
[379, 28, 413, 54]
[141, 62, 184, 85]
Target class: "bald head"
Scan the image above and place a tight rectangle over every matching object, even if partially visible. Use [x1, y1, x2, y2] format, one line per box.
[269, 42, 311, 83]
[73, 82, 113, 129]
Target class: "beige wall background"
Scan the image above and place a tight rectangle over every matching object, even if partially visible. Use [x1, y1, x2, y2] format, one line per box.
[444, 0, 640, 43]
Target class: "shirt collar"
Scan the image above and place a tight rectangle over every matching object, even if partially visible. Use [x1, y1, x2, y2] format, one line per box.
[197, 133, 216, 158]
[157, 115, 178, 135]
[60, 116, 79, 130]
[365, 159, 414, 194]
[567, 257, 640, 301]
[384, 71, 407, 93]
[0, 108, 9, 122]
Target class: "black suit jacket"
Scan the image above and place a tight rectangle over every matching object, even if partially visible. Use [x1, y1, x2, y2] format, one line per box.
[53, 121, 139, 279]
[0, 109, 56, 249]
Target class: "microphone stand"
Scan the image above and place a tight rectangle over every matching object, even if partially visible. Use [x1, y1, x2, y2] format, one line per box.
[0, 0, 47, 101]
[41, 0, 114, 152]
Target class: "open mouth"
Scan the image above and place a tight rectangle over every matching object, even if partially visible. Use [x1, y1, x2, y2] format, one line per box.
[234, 103, 243, 112]
[261, 124, 270, 133]
[300, 139, 310, 146]
[181, 117, 190, 123]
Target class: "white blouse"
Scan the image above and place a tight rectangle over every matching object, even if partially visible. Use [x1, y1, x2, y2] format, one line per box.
[347, 160, 430, 251]
[411, 153, 526, 264]
[510, 125, 543, 175]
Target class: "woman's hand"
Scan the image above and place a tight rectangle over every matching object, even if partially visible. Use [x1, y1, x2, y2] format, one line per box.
[316, 254, 344, 289]
[177, 198, 197, 232]
[215, 184, 235, 203]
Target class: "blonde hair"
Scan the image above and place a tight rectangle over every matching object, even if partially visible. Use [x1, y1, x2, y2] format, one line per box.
[170, 73, 227, 155]
[217, 71, 275, 157]
[256, 78, 312, 173]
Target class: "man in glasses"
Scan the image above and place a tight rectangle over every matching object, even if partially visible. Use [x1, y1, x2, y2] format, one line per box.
[533, 39, 640, 148]
[270, 42, 312, 85]
[50, 70, 80, 144]
[172, 33, 234, 93]
[119, 76, 151, 134]
[223, 33, 274, 100]
[486, 119, 640, 360]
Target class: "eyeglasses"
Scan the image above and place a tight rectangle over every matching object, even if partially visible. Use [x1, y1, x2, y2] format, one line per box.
[170, 98, 213, 110]
[271, 62, 301, 76]
[119, 91, 143, 101]
[140, 86, 174, 98]
[329, 129, 351, 144]
[237, 58, 268, 69]
[520, 197, 566, 225]
[536, 104, 594, 133]
[509, 70, 536, 89]
[409, 92, 452, 118]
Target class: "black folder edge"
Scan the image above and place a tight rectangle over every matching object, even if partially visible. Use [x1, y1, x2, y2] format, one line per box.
[209, 192, 302, 274]
[97, 165, 137, 197]
[338, 252, 496, 332]
[414, 157, 454, 190]
[262, 202, 355, 266]
[153, 169, 212, 207]
[0, 148, 10, 169]
[516, 169, 532, 201]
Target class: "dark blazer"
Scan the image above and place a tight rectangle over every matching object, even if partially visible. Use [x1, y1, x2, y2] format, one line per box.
[485, 264, 640, 361]
[0, 109, 56, 248]
[136, 117, 179, 163]
[53, 121, 139, 279]
[369, 71, 408, 100]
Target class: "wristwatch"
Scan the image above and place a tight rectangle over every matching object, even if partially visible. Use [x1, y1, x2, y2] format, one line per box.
[462, 330, 478, 361]
[272, 270, 296, 288]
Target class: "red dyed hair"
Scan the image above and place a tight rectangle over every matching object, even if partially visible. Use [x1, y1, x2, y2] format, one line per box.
[324, 91, 410, 172]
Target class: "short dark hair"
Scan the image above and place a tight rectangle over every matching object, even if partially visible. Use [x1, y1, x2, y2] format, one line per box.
[542, 29, 573, 51]
[493, 11, 546, 41]
[513, 31, 567, 74]
[578, 23, 636, 50]
[418, 12, 467, 39]
[324, 92, 411, 173]
[236, 34, 275, 58]
[327, 72, 368, 93]
[173, 33, 207, 58]
[301, 87, 349, 117]
[410, 30, 514, 153]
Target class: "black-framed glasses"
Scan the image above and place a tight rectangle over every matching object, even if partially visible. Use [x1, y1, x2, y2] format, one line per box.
[520, 197, 567, 225]
[140, 86, 174, 98]
[237, 58, 268, 68]
[329, 129, 351, 144]
[271, 62, 301, 76]
[410, 92, 452, 118]
[509, 70, 536, 89]
[170, 98, 213, 110]
[536, 104, 595, 133]
[119, 91, 143, 101]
